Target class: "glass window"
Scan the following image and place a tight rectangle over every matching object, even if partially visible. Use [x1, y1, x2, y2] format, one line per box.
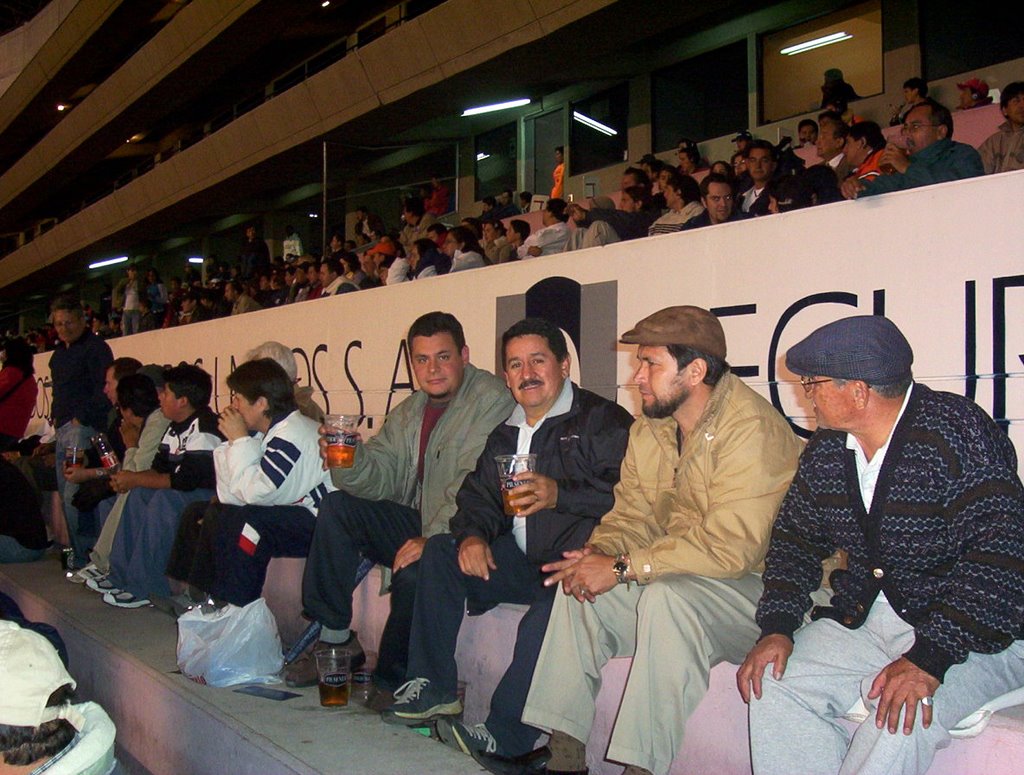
[475, 122, 518, 201]
[570, 83, 629, 176]
[921, 1, 1023, 81]
[761, 1, 882, 123]
[652, 41, 748, 151]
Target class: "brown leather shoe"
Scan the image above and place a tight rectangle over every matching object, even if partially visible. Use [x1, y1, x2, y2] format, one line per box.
[284, 652, 318, 688]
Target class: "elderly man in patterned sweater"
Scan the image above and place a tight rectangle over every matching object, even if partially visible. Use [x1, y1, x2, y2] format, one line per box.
[738, 315, 1024, 775]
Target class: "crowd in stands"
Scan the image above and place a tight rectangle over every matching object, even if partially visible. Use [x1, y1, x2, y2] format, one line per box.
[7, 76, 1014, 356]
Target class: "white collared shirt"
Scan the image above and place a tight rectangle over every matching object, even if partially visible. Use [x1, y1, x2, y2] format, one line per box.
[845, 384, 913, 512]
[506, 379, 574, 551]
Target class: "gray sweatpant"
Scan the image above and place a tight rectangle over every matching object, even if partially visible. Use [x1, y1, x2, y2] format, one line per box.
[749, 596, 1024, 775]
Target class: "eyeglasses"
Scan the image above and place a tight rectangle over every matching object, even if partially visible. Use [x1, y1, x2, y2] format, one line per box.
[901, 121, 939, 133]
[799, 377, 833, 394]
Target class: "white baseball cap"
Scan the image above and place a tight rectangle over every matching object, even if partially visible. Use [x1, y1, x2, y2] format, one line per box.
[0, 620, 77, 728]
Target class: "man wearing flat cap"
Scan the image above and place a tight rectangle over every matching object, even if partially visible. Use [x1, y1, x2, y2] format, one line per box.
[521, 306, 803, 775]
[738, 315, 1024, 775]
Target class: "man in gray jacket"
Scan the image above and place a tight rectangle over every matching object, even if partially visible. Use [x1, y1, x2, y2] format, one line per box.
[286, 311, 514, 691]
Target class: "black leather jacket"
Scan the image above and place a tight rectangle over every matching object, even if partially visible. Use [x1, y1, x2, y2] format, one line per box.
[449, 384, 632, 565]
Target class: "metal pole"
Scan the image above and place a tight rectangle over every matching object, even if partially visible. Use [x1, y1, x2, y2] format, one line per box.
[321, 141, 329, 256]
[453, 141, 460, 215]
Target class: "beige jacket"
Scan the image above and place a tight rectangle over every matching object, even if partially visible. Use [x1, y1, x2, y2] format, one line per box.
[589, 372, 803, 582]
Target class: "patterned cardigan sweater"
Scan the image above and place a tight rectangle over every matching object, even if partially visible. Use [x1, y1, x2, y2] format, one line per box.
[757, 383, 1024, 681]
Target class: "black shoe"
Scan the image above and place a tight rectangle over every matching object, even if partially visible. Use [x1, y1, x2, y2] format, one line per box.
[380, 677, 462, 725]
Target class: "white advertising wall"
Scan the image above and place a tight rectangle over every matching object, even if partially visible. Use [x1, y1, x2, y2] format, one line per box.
[32, 171, 1024, 468]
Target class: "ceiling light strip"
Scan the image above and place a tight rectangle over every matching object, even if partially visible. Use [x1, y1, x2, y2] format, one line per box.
[780, 32, 852, 56]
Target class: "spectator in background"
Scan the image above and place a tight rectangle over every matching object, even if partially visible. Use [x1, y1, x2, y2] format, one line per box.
[956, 77, 993, 111]
[766, 173, 814, 213]
[225, 280, 262, 315]
[425, 175, 451, 216]
[518, 191, 534, 213]
[0, 338, 38, 452]
[481, 219, 514, 264]
[676, 138, 704, 176]
[844, 120, 888, 182]
[843, 99, 984, 199]
[443, 227, 487, 272]
[890, 77, 928, 127]
[649, 172, 704, 235]
[802, 165, 845, 206]
[145, 269, 168, 320]
[49, 295, 113, 569]
[820, 68, 860, 109]
[163, 277, 184, 328]
[709, 159, 736, 184]
[479, 197, 496, 220]
[239, 224, 270, 279]
[137, 298, 157, 333]
[282, 225, 303, 261]
[79, 368, 167, 584]
[305, 261, 324, 301]
[506, 220, 530, 259]
[410, 238, 450, 279]
[102, 363, 223, 608]
[460, 217, 483, 241]
[119, 266, 142, 337]
[797, 119, 818, 147]
[318, 257, 354, 297]
[425, 222, 448, 251]
[741, 140, 778, 216]
[550, 146, 565, 199]
[732, 130, 753, 156]
[979, 81, 1024, 174]
[399, 197, 437, 256]
[521, 199, 570, 258]
[490, 190, 520, 220]
[817, 111, 851, 181]
[683, 173, 748, 230]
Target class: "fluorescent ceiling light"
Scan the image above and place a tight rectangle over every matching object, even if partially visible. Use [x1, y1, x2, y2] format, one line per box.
[56, 104, 67, 111]
[308, 212, 319, 218]
[188, 257, 204, 264]
[780, 32, 852, 56]
[461, 99, 531, 117]
[89, 256, 129, 270]
[321, 1, 330, 7]
[476, 152, 490, 162]
[572, 111, 617, 137]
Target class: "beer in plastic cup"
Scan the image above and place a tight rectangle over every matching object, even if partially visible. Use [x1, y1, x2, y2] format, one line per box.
[495, 454, 537, 516]
[325, 414, 359, 469]
[315, 646, 352, 707]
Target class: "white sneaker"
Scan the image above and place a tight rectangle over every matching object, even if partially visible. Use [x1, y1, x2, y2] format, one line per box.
[85, 576, 120, 594]
[102, 590, 150, 609]
[73, 564, 106, 584]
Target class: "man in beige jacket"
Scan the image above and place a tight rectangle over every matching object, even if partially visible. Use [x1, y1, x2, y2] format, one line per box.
[522, 306, 803, 775]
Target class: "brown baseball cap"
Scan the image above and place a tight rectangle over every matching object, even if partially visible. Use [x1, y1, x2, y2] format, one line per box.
[620, 306, 727, 360]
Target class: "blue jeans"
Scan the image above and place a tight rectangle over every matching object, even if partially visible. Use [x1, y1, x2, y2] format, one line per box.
[0, 535, 45, 563]
[55, 421, 97, 564]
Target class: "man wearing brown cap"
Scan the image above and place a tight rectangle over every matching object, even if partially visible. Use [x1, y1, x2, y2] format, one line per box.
[521, 306, 803, 775]
[738, 315, 1024, 775]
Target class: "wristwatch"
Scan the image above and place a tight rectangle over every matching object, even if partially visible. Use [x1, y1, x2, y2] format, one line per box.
[612, 553, 631, 585]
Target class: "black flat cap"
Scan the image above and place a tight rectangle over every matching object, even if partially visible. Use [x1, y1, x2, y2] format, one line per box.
[786, 315, 913, 384]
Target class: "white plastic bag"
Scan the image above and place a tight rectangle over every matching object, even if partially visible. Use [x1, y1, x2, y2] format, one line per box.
[176, 598, 283, 687]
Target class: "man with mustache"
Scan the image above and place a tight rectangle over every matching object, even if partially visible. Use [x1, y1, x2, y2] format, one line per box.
[382, 317, 632, 771]
[520, 306, 803, 775]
